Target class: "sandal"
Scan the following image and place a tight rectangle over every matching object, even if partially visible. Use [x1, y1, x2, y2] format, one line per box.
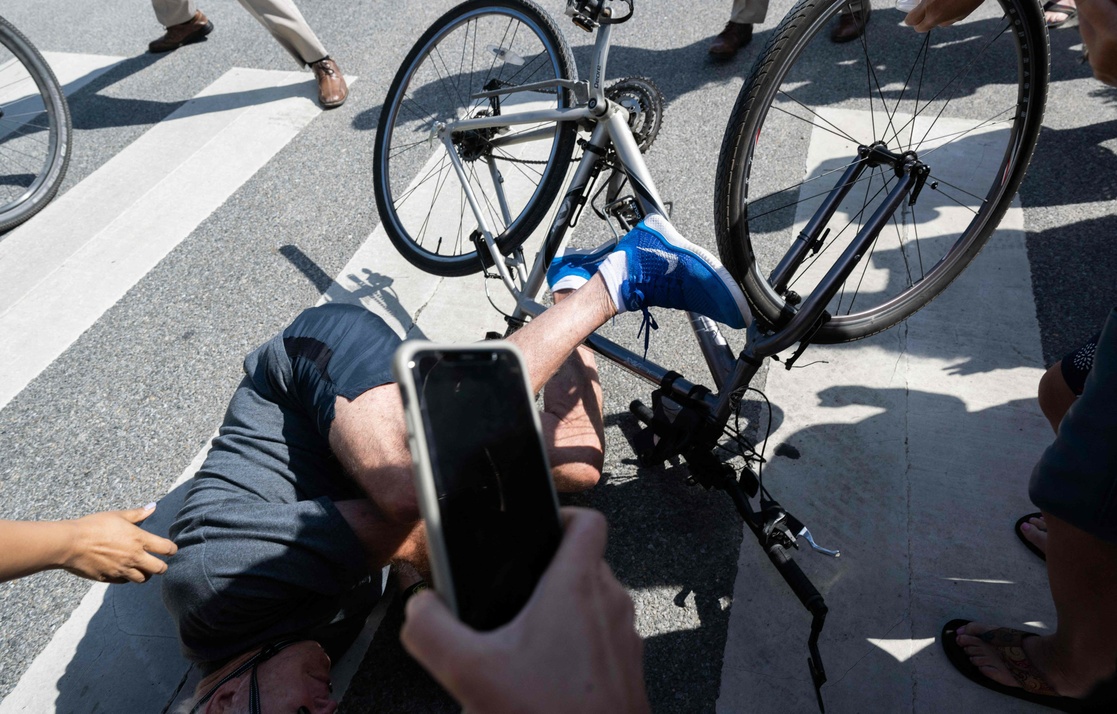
[941, 619, 1113, 712]
[1015, 512, 1047, 562]
[1043, 0, 1077, 28]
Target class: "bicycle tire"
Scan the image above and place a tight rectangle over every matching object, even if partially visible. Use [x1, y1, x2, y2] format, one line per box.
[0, 16, 71, 233]
[715, 0, 1047, 343]
[374, 0, 578, 278]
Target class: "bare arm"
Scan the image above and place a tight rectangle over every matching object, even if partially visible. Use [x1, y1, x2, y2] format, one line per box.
[0, 505, 177, 584]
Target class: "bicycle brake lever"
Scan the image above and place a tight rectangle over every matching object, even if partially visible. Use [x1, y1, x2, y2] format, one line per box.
[799, 527, 841, 558]
[784, 513, 841, 558]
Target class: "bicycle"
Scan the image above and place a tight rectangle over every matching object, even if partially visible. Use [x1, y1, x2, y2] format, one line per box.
[0, 15, 71, 233]
[373, 0, 1047, 707]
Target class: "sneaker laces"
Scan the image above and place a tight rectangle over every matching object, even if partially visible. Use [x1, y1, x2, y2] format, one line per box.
[636, 307, 659, 359]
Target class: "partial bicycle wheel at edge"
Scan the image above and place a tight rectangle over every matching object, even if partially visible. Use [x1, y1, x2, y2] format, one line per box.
[0, 17, 71, 233]
[374, 0, 578, 277]
[715, 0, 1047, 343]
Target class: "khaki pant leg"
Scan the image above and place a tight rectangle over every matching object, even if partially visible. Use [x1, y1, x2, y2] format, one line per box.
[152, 0, 197, 27]
[236, 0, 329, 66]
[729, 0, 769, 24]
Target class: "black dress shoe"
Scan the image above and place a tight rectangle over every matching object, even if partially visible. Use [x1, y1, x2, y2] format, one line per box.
[149, 10, 213, 53]
[830, 3, 871, 43]
[709, 22, 754, 58]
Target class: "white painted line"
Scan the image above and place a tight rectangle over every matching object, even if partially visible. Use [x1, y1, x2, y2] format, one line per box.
[0, 67, 332, 411]
[0, 52, 122, 141]
[41, 52, 125, 93]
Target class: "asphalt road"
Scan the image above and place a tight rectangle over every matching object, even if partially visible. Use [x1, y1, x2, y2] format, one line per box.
[0, 0, 1115, 712]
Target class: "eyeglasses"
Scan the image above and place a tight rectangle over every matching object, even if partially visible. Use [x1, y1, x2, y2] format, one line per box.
[188, 638, 330, 714]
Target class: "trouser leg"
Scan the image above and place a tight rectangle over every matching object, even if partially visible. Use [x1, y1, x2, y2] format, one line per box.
[729, 0, 769, 25]
[236, 0, 329, 66]
[152, 0, 197, 27]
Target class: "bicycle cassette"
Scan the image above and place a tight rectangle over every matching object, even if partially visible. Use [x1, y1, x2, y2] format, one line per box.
[605, 76, 664, 153]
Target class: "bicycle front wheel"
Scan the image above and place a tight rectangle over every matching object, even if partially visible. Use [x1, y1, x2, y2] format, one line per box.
[374, 0, 578, 277]
[0, 16, 70, 233]
[716, 0, 1047, 343]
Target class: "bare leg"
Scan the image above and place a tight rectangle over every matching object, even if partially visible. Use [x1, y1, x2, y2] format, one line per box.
[1038, 360, 1076, 434]
[542, 289, 606, 492]
[957, 513, 1117, 697]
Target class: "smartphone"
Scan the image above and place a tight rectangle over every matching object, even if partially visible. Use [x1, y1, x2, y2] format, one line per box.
[394, 341, 563, 631]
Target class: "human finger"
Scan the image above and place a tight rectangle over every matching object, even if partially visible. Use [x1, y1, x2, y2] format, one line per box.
[135, 552, 170, 576]
[904, 3, 927, 28]
[142, 532, 178, 557]
[120, 567, 150, 584]
[555, 507, 608, 566]
[401, 589, 485, 681]
[122, 503, 158, 524]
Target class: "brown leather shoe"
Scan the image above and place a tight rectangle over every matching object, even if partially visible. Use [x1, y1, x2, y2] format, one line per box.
[830, 4, 871, 43]
[310, 57, 348, 109]
[148, 10, 213, 53]
[709, 22, 754, 58]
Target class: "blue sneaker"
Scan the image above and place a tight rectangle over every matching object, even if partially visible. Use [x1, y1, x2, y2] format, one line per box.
[615, 213, 749, 329]
[546, 241, 615, 293]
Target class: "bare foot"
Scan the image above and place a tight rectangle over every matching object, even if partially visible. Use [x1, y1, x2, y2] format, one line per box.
[954, 622, 1094, 699]
[1020, 514, 1048, 556]
[955, 621, 1066, 698]
[1044, 0, 1076, 27]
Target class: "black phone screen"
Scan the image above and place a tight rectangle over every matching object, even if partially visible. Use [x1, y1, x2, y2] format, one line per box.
[413, 348, 562, 631]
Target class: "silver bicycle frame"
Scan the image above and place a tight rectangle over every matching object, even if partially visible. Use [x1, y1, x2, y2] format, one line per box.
[435, 11, 922, 427]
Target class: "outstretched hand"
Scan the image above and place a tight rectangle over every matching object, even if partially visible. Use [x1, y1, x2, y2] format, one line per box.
[62, 505, 178, 583]
[401, 507, 650, 714]
[903, 0, 985, 31]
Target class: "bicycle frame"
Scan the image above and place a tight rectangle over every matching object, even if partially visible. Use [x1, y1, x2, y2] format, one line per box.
[434, 18, 926, 432]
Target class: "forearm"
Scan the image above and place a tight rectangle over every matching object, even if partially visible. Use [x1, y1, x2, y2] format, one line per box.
[0, 519, 74, 582]
[542, 345, 605, 492]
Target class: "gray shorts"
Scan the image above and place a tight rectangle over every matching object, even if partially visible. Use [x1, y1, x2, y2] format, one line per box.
[162, 303, 403, 665]
[1030, 308, 1117, 543]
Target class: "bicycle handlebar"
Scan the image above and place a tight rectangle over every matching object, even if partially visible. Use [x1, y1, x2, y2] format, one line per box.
[766, 543, 826, 617]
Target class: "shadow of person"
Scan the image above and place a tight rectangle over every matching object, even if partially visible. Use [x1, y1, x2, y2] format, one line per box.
[713, 380, 1052, 712]
[48, 480, 199, 714]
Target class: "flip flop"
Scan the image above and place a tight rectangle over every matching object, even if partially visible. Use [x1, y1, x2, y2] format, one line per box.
[1015, 512, 1047, 562]
[941, 619, 1098, 712]
[1043, 0, 1078, 28]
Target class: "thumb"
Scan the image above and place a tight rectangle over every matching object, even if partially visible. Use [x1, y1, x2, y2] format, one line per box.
[401, 590, 485, 679]
[122, 502, 158, 524]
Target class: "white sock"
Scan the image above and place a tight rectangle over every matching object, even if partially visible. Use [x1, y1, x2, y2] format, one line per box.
[597, 251, 629, 314]
[551, 275, 588, 293]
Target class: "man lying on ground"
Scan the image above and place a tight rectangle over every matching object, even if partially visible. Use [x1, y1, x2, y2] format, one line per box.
[161, 213, 748, 713]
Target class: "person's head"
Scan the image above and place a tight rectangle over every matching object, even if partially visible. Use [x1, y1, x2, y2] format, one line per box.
[191, 639, 336, 714]
[1078, 0, 1117, 86]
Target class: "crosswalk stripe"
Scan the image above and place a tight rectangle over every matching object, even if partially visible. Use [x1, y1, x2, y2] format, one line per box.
[0, 66, 334, 411]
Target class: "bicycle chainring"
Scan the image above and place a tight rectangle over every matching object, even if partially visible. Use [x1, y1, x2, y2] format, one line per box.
[605, 76, 664, 153]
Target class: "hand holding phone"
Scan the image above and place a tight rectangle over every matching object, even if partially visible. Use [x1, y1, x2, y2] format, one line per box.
[394, 342, 563, 631]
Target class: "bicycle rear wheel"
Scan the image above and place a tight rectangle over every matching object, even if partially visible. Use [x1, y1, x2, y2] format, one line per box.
[716, 0, 1047, 343]
[374, 0, 578, 277]
[0, 17, 70, 233]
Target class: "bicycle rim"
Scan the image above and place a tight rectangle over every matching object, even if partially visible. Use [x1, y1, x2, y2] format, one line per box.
[718, 0, 1046, 343]
[375, 0, 576, 277]
[0, 18, 70, 233]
